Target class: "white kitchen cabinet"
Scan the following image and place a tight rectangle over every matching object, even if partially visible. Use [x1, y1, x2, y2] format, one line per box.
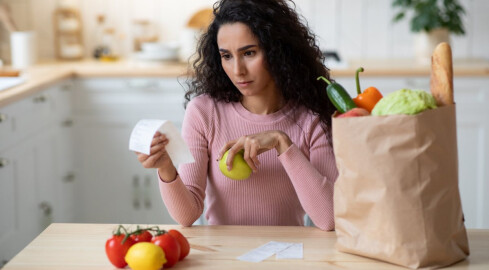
[0, 136, 40, 266]
[0, 82, 75, 266]
[335, 75, 489, 229]
[71, 78, 185, 224]
[452, 78, 489, 229]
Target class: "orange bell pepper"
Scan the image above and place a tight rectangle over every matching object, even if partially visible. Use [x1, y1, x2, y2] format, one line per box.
[353, 67, 383, 112]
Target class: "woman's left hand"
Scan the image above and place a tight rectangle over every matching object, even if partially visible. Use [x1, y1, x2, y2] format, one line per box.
[218, 130, 292, 172]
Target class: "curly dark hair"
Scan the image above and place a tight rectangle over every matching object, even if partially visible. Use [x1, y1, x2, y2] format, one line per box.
[185, 0, 336, 131]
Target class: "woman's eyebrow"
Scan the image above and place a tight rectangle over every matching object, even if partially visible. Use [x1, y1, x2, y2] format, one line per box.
[219, 44, 258, 53]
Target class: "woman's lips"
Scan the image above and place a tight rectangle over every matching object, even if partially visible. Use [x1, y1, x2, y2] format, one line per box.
[237, 81, 253, 87]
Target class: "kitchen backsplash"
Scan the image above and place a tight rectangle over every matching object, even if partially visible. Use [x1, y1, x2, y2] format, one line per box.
[0, 0, 488, 62]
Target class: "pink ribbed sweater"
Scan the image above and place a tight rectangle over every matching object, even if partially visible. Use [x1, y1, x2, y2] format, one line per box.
[159, 95, 338, 230]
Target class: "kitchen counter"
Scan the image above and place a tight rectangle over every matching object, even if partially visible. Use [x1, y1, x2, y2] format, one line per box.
[3, 223, 489, 269]
[0, 58, 488, 108]
[0, 59, 188, 107]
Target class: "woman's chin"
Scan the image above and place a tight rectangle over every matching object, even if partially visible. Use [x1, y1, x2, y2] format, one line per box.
[237, 89, 256, 96]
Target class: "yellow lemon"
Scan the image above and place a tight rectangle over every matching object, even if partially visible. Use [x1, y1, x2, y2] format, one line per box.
[219, 150, 252, 180]
[125, 242, 166, 270]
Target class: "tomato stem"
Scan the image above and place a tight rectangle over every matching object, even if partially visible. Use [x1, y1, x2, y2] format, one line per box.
[113, 224, 170, 244]
[120, 225, 131, 244]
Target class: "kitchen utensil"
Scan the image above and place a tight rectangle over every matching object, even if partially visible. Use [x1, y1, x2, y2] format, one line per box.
[187, 8, 213, 29]
[132, 20, 158, 52]
[0, 69, 20, 77]
[10, 31, 37, 69]
[0, 4, 17, 32]
[135, 42, 179, 61]
[179, 28, 199, 62]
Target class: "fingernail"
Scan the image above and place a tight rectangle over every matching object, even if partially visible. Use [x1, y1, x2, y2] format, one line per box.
[227, 166, 231, 171]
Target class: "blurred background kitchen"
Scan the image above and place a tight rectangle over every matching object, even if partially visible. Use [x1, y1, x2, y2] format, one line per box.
[0, 0, 488, 62]
[0, 0, 488, 266]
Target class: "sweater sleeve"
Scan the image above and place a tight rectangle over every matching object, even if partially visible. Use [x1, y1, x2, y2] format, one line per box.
[278, 118, 338, 231]
[158, 96, 211, 226]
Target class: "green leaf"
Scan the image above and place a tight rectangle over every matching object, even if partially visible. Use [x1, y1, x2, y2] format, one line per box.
[391, 0, 466, 35]
[393, 12, 406, 22]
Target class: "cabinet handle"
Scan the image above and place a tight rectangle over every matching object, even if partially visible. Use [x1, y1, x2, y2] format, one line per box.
[0, 113, 7, 123]
[33, 95, 47, 103]
[63, 172, 75, 183]
[60, 82, 73, 91]
[39, 201, 53, 216]
[0, 158, 9, 168]
[133, 175, 141, 209]
[126, 80, 159, 90]
[61, 119, 74, 127]
[144, 176, 152, 209]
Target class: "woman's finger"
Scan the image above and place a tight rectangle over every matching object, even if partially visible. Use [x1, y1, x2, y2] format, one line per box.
[150, 139, 169, 154]
[151, 134, 168, 147]
[137, 153, 149, 163]
[143, 150, 166, 168]
[218, 140, 237, 161]
[249, 142, 260, 168]
[226, 139, 245, 170]
[243, 143, 258, 172]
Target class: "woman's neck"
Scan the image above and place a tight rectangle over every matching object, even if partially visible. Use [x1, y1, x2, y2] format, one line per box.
[240, 91, 285, 115]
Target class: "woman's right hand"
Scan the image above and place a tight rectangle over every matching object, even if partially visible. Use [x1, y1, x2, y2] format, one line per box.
[136, 132, 177, 182]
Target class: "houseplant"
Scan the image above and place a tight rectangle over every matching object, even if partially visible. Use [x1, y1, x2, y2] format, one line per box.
[392, 0, 466, 63]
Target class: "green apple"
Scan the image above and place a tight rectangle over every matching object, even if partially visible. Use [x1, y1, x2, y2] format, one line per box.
[219, 150, 252, 180]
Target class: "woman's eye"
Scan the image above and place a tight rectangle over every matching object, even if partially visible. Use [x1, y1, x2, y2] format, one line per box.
[244, 51, 255, 56]
[221, 54, 231, 60]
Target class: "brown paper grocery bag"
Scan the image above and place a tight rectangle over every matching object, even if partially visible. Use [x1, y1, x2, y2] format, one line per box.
[332, 105, 469, 269]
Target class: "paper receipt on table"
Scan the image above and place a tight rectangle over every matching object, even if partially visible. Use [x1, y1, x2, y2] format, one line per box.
[129, 119, 195, 166]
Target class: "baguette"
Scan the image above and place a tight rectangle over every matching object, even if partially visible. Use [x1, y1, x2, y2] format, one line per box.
[430, 42, 454, 106]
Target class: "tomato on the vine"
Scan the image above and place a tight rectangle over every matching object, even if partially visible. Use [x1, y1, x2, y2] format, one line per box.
[151, 233, 181, 268]
[105, 233, 136, 268]
[168, 229, 190, 260]
[130, 229, 153, 243]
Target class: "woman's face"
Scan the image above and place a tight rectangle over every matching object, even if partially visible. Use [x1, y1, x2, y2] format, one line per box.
[217, 22, 276, 97]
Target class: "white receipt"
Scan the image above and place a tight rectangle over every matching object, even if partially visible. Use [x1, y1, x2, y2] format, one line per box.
[237, 241, 303, 262]
[129, 119, 195, 166]
[276, 243, 303, 259]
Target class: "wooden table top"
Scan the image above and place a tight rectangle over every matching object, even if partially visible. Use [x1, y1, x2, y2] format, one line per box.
[3, 223, 489, 269]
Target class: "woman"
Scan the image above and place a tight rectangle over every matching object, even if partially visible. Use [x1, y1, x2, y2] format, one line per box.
[137, 0, 338, 230]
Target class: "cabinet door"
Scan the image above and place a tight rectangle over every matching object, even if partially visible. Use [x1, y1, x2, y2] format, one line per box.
[0, 82, 75, 266]
[0, 139, 39, 266]
[48, 81, 76, 222]
[34, 128, 60, 228]
[0, 103, 15, 151]
[454, 77, 489, 229]
[72, 118, 135, 223]
[52, 125, 76, 222]
[131, 166, 177, 224]
[72, 78, 184, 224]
[0, 151, 16, 266]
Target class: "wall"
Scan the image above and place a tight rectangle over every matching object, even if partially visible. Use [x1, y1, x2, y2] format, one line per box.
[0, 0, 488, 63]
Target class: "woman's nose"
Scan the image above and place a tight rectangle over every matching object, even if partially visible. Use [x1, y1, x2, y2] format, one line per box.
[233, 58, 246, 76]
